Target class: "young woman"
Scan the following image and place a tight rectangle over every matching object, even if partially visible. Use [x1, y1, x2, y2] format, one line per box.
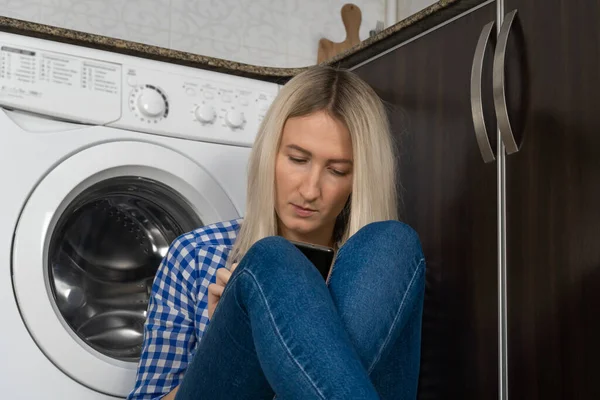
[128, 66, 425, 400]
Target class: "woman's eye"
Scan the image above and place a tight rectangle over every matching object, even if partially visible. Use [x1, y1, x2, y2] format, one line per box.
[288, 156, 307, 164]
[330, 169, 348, 177]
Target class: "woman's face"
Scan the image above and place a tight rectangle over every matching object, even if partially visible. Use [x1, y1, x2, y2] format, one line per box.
[275, 110, 353, 247]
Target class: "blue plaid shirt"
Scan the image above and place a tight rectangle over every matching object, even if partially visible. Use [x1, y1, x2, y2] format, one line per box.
[128, 219, 242, 400]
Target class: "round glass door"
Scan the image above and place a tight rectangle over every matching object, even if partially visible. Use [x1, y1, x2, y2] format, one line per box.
[49, 176, 201, 362]
[12, 140, 240, 396]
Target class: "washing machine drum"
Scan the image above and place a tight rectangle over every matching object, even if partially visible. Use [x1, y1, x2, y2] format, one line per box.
[48, 176, 201, 361]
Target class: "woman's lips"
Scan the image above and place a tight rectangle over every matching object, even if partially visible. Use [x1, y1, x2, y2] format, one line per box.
[291, 204, 316, 217]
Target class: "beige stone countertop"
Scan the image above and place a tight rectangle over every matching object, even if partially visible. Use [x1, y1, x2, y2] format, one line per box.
[0, 0, 485, 83]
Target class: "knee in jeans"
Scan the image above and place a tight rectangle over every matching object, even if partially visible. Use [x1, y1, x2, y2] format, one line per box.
[241, 236, 293, 273]
[251, 235, 290, 253]
[356, 220, 423, 258]
[337, 221, 425, 285]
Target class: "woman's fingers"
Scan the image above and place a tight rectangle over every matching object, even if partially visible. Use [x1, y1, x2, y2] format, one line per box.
[208, 282, 224, 297]
[207, 283, 224, 319]
[208, 265, 238, 319]
[216, 267, 232, 286]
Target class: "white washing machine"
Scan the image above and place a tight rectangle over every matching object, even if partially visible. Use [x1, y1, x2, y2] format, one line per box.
[0, 31, 279, 399]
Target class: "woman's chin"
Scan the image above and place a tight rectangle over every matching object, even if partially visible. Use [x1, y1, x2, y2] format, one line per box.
[281, 217, 319, 237]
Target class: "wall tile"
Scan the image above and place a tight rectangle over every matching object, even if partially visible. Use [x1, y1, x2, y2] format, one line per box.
[242, 0, 287, 28]
[242, 23, 286, 53]
[170, 31, 247, 62]
[0, 1, 42, 23]
[117, 23, 170, 48]
[397, 0, 438, 21]
[4, 0, 386, 68]
[38, 0, 64, 8]
[286, 53, 317, 68]
[63, 13, 170, 48]
[39, 0, 170, 30]
[40, 5, 66, 27]
[245, 46, 288, 67]
[238, 0, 287, 52]
[170, 0, 246, 45]
[47, 0, 125, 20]
[121, 0, 170, 30]
[61, 13, 120, 35]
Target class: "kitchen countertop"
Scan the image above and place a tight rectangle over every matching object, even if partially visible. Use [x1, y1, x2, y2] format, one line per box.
[0, 0, 486, 83]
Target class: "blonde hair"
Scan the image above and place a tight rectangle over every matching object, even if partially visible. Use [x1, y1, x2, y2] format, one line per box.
[228, 66, 397, 266]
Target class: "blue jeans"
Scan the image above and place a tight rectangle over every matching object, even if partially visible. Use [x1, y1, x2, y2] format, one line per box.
[175, 221, 425, 400]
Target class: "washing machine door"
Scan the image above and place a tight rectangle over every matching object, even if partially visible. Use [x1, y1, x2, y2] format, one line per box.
[12, 141, 239, 397]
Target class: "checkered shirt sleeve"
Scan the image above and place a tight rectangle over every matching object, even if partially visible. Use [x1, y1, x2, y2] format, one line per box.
[127, 219, 241, 400]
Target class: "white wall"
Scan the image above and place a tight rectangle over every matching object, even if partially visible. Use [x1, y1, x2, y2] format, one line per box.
[0, 0, 385, 67]
[397, 0, 438, 21]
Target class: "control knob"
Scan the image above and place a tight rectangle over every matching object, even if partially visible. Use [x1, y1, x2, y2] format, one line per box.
[136, 87, 166, 117]
[195, 105, 216, 124]
[226, 110, 245, 129]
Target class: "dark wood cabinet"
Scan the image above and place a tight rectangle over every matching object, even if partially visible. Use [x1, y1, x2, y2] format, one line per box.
[354, 0, 600, 398]
[502, 0, 600, 398]
[354, 4, 498, 399]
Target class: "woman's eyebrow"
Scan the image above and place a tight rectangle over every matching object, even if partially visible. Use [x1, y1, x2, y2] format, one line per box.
[286, 144, 311, 155]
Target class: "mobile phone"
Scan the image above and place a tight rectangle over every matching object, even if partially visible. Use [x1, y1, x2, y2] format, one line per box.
[289, 240, 335, 281]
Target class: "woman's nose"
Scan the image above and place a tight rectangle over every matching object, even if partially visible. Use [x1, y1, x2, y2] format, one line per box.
[298, 169, 321, 202]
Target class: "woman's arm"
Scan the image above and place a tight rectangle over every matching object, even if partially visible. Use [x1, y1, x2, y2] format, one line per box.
[127, 235, 200, 400]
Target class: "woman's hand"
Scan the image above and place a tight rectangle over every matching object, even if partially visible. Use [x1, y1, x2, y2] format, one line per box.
[207, 263, 238, 319]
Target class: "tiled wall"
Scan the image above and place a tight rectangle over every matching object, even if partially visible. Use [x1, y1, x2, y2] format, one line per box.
[0, 0, 385, 68]
[397, 0, 438, 21]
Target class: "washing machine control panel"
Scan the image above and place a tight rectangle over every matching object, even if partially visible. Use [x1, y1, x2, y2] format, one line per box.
[0, 43, 122, 124]
[0, 34, 280, 147]
[116, 66, 278, 147]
